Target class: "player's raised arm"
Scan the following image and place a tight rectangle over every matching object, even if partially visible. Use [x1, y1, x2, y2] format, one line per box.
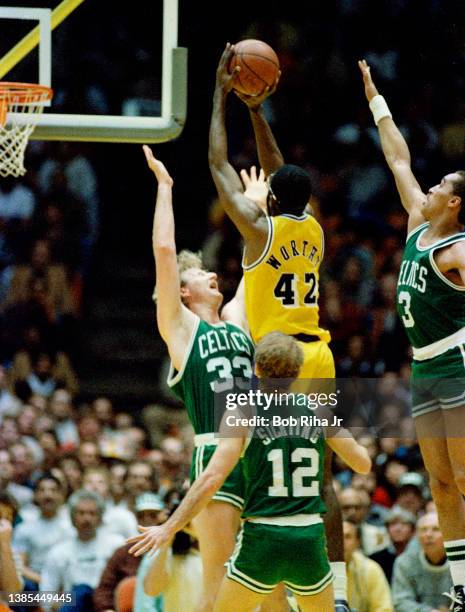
[127, 436, 244, 556]
[209, 44, 267, 247]
[235, 80, 284, 177]
[144, 146, 197, 370]
[358, 60, 425, 231]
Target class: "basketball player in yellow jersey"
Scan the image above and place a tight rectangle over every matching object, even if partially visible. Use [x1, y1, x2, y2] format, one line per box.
[209, 44, 349, 611]
[243, 197, 332, 378]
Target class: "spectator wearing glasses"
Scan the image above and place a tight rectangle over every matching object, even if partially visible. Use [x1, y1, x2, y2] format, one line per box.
[339, 487, 389, 555]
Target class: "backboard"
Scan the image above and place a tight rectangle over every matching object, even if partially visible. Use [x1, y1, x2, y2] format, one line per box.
[0, 0, 187, 142]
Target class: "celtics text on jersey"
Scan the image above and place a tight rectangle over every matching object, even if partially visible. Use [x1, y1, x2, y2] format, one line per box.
[397, 223, 465, 349]
[168, 317, 254, 434]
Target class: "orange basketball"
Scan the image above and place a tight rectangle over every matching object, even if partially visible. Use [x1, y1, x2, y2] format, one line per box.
[229, 39, 280, 96]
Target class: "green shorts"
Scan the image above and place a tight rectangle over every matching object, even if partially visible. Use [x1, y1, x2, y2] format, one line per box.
[226, 520, 333, 596]
[411, 345, 465, 418]
[190, 444, 244, 510]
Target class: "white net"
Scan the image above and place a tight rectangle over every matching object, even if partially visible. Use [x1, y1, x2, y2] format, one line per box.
[0, 83, 53, 177]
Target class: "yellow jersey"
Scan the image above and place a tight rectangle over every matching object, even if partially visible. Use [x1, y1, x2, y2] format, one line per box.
[243, 213, 330, 344]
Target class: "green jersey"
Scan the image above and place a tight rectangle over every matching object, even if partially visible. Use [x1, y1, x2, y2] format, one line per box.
[241, 417, 327, 518]
[397, 223, 465, 349]
[168, 317, 254, 434]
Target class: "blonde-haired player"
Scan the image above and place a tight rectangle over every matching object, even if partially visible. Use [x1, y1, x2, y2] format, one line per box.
[128, 332, 372, 611]
[142, 145, 254, 611]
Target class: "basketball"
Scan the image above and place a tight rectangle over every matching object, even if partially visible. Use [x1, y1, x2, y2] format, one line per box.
[229, 39, 280, 97]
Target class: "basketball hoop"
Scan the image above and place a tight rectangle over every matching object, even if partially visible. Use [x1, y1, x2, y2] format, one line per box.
[0, 82, 53, 177]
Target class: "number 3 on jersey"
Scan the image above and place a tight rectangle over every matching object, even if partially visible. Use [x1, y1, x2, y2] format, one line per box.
[207, 355, 253, 391]
[274, 272, 317, 307]
[398, 290, 415, 328]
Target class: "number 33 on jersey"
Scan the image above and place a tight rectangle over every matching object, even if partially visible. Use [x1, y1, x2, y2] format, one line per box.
[243, 213, 330, 343]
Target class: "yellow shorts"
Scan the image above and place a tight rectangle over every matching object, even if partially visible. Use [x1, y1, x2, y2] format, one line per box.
[297, 340, 335, 379]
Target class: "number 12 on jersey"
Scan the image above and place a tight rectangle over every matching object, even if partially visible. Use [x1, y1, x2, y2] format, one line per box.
[274, 272, 318, 307]
[268, 448, 319, 497]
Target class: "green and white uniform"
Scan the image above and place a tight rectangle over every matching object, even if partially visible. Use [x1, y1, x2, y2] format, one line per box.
[397, 223, 465, 417]
[168, 316, 254, 508]
[226, 417, 333, 596]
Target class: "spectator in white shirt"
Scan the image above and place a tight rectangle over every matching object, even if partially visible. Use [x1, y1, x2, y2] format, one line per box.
[40, 489, 123, 611]
[82, 466, 137, 539]
[13, 473, 71, 589]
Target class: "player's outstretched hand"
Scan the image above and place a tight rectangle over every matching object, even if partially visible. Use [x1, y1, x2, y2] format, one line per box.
[216, 43, 240, 94]
[234, 71, 281, 111]
[358, 60, 379, 102]
[127, 523, 175, 557]
[142, 145, 173, 187]
[240, 165, 267, 212]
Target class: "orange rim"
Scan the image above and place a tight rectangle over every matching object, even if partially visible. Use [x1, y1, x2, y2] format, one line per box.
[0, 82, 53, 104]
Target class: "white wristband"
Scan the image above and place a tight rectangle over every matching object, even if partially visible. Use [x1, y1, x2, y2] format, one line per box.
[369, 95, 392, 126]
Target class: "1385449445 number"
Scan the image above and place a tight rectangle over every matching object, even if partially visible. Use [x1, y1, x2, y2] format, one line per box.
[5, 592, 74, 606]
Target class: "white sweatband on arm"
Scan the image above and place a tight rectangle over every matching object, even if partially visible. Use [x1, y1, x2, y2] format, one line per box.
[369, 95, 392, 126]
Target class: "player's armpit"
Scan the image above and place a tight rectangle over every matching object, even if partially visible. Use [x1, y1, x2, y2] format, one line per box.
[161, 307, 198, 372]
[437, 241, 465, 286]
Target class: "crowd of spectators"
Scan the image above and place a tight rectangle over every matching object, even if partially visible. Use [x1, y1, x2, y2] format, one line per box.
[0, 381, 455, 611]
[0, 0, 464, 610]
[0, 141, 100, 407]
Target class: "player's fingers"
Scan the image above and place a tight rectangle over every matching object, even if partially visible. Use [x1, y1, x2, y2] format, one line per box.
[136, 542, 152, 557]
[222, 43, 235, 65]
[240, 168, 251, 186]
[219, 44, 230, 68]
[126, 534, 143, 545]
[233, 90, 252, 103]
[142, 145, 153, 161]
[271, 71, 281, 91]
[131, 538, 151, 556]
[128, 541, 143, 554]
[258, 168, 265, 182]
[251, 165, 257, 181]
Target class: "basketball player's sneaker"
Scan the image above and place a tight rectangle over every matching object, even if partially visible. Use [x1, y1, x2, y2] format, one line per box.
[444, 586, 465, 611]
[335, 599, 351, 611]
